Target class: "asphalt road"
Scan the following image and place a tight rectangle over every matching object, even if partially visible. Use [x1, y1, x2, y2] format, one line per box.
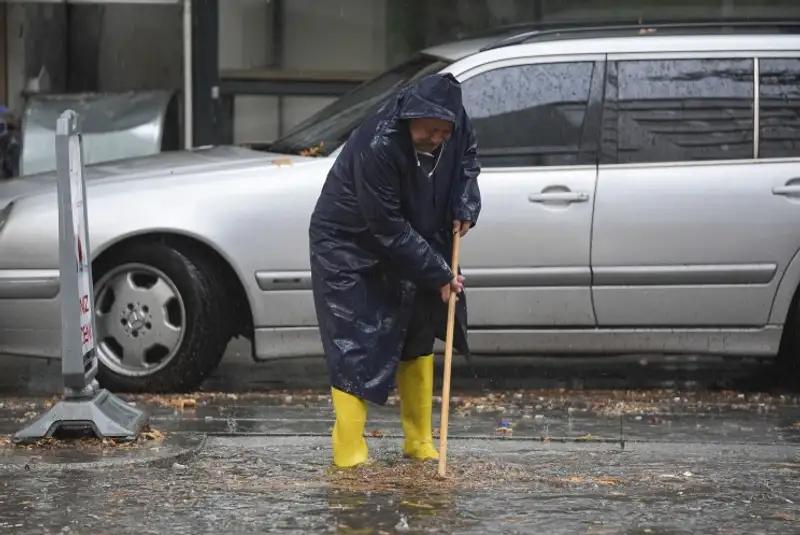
[1, 343, 798, 534]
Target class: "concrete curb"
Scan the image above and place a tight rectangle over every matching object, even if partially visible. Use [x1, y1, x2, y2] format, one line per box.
[0, 433, 207, 473]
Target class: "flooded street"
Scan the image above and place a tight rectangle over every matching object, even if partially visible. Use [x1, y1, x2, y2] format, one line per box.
[2, 427, 798, 533]
[4, 437, 798, 534]
[0, 351, 798, 533]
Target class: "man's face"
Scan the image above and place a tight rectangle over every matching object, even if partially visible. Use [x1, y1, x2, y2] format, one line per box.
[409, 117, 453, 153]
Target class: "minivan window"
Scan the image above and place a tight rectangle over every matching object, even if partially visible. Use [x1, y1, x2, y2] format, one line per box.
[461, 61, 596, 167]
[759, 58, 800, 158]
[602, 58, 754, 164]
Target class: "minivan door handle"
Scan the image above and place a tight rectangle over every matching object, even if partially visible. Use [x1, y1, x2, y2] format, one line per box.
[528, 191, 589, 203]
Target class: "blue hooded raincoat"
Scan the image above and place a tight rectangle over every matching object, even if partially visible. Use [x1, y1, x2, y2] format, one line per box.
[309, 73, 481, 404]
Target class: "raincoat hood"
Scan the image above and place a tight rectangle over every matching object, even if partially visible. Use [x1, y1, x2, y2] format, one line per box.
[396, 73, 463, 124]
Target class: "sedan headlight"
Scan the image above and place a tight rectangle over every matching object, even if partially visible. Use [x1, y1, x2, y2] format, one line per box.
[0, 201, 12, 235]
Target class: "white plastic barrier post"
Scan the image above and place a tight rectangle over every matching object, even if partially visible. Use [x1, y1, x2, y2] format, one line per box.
[15, 110, 147, 442]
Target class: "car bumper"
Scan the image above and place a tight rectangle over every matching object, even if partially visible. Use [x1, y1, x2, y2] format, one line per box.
[0, 269, 61, 359]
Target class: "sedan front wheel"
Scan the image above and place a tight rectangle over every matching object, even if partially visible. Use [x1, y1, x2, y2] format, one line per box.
[92, 241, 228, 392]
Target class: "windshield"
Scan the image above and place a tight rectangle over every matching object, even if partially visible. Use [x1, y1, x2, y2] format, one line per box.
[269, 55, 449, 156]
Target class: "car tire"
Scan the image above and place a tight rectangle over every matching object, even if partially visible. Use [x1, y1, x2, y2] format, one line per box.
[778, 290, 800, 390]
[92, 241, 228, 392]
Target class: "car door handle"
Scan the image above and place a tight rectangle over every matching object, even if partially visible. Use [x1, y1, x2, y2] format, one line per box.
[528, 191, 589, 203]
[772, 185, 800, 196]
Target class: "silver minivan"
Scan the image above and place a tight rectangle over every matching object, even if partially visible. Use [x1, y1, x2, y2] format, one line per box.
[2, 23, 799, 390]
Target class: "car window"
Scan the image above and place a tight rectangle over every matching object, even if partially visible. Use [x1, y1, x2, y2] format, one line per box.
[602, 58, 754, 164]
[461, 61, 596, 167]
[759, 58, 800, 158]
[268, 55, 449, 156]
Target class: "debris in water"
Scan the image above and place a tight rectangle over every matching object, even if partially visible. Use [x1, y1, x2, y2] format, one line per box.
[399, 500, 435, 510]
[0, 426, 164, 450]
[496, 418, 513, 437]
[172, 463, 188, 472]
[176, 398, 196, 410]
[394, 515, 410, 532]
[141, 428, 165, 441]
[561, 474, 624, 487]
[327, 457, 529, 492]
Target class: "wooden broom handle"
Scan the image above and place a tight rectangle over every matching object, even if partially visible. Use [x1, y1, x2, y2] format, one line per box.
[437, 229, 461, 478]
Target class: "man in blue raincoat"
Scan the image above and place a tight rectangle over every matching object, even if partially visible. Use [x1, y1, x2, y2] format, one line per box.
[309, 73, 481, 468]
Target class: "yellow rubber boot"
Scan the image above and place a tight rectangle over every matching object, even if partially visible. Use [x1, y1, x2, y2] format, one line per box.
[397, 354, 439, 461]
[331, 387, 369, 468]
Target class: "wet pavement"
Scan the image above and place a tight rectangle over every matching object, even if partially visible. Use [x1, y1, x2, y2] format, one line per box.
[0, 347, 798, 533]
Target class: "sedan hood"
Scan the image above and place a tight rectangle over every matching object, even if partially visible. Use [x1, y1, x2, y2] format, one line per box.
[0, 145, 312, 206]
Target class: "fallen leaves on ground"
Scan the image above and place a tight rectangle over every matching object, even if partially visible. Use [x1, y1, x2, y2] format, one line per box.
[446, 390, 799, 418]
[0, 424, 166, 451]
[129, 390, 330, 409]
[1, 389, 796, 430]
[4, 389, 795, 419]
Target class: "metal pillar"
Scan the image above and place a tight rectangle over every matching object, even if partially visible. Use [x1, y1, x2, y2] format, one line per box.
[183, 0, 193, 149]
[191, 0, 222, 147]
